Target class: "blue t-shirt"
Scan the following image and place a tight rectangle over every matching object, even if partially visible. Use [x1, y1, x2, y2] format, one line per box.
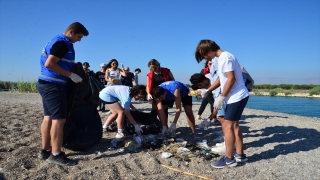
[99, 85, 132, 109]
[159, 81, 189, 101]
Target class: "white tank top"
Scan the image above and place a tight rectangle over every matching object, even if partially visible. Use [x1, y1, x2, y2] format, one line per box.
[107, 68, 122, 85]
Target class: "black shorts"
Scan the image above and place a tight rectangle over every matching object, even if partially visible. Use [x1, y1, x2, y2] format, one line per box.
[162, 95, 193, 107]
[100, 99, 118, 104]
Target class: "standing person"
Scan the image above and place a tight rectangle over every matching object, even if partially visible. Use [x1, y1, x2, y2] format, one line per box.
[196, 59, 214, 120]
[152, 81, 196, 136]
[120, 67, 135, 87]
[100, 85, 147, 138]
[82, 62, 91, 73]
[146, 59, 175, 118]
[105, 59, 124, 86]
[96, 63, 107, 111]
[195, 39, 249, 168]
[36, 22, 89, 166]
[132, 68, 141, 86]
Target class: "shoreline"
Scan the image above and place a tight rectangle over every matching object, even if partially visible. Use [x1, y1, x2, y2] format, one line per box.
[249, 92, 320, 98]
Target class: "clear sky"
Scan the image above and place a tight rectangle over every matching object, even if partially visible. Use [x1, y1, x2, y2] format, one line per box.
[0, 0, 319, 85]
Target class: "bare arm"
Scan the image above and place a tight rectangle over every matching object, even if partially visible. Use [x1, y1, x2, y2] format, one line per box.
[220, 71, 236, 97]
[155, 98, 167, 127]
[207, 77, 221, 92]
[44, 55, 72, 77]
[146, 76, 151, 94]
[172, 87, 182, 124]
[105, 69, 110, 82]
[124, 109, 138, 125]
[130, 103, 138, 111]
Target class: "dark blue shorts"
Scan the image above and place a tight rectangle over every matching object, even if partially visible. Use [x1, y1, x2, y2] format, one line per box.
[224, 96, 249, 121]
[36, 81, 67, 119]
[162, 95, 193, 108]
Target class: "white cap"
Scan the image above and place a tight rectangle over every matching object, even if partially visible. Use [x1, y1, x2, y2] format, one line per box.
[100, 63, 106, 67]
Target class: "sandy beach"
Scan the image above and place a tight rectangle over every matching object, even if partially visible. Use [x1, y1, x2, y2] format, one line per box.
[0, 92, 320, 180]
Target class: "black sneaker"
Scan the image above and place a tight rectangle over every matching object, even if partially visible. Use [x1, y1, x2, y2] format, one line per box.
[46, 152, 77, 166]
[38, 150, 51, 160]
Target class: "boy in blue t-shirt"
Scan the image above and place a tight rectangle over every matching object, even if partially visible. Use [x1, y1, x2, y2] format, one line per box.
[152, 81, 196, 136]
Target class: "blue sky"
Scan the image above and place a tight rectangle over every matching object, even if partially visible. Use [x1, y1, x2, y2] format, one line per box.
[0, 0, 319, 85]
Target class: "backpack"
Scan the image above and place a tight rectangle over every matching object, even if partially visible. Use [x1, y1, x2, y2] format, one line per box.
[241, 66, 254, 92]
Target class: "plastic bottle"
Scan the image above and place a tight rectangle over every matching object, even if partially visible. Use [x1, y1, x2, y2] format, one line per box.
[189, 90, 199, 96]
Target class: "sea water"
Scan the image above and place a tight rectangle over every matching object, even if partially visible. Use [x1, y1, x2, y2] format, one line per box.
[192, 96, 320, 118]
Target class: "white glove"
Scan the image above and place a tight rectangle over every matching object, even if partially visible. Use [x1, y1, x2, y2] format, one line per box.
[214, 95, 226, 110]
[198, 89, 209, 99]
[161, 126, 168, 135]
[134, 124, 143, 136]
[169, 123, 176, 133]
[69, 73, 83, 83]
[120, 63, 125, 70]
[147, 94, 153, 101]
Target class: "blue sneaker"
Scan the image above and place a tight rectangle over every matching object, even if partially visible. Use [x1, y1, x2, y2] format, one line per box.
[211, 156, 237, 168]
[234, 151, 248, 162]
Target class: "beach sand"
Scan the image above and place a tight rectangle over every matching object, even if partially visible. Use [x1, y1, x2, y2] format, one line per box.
[0, 92, 320, 180]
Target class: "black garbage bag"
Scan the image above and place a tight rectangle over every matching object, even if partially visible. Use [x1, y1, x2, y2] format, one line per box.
[63, 63, 103, 151]
[110, 110, 161, 135]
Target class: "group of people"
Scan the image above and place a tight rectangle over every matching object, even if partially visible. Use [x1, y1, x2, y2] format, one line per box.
[81, 59, 142, 111]
[36, 22, 249, 169]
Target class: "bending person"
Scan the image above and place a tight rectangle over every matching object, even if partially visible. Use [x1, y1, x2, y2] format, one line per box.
[99, 85, 147, 138]
[146, 59, 175, 118]
[196, 59, 214, 120]
[152, 81, 196, 137]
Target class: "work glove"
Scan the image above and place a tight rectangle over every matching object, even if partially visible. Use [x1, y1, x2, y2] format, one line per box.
[198, 89, 210, 99]
[214, 95, 226, 110]
[161, 126, 168, 136]
[169, 123, 176, 133]
[134, 124, 143, 136]
[69, 73, 83, 83]
[147, 94, 153, 101]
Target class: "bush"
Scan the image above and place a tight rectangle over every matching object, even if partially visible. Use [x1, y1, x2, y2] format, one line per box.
[309, 86, 320, 96]
[284, 90, 293, 96]
[269, 89, 278, 96]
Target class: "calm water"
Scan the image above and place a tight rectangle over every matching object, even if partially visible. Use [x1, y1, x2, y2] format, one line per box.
[192, 96, 320, 118]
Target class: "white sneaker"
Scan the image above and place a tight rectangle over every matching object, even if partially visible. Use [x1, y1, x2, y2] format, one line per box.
[211, 144, 226, 154]
[215, 141, 225, 147]
[115, 132, 124, 139]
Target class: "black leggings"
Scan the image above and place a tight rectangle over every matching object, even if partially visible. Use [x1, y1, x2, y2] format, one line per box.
[197, 93, 214, 116]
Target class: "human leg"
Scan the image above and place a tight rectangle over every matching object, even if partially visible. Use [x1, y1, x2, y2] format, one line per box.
[50, 119, 66, 154]
[197, 97, 209, 119]
[184, 105, 196, 133]
[105, 102, 125, 129]
[40, 116, 52, 151]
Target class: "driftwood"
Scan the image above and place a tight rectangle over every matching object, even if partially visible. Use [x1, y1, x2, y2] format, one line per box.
[161, 164, 214, 180]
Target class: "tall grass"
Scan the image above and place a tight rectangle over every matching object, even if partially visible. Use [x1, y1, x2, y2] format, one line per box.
[0, 81, 37, 93]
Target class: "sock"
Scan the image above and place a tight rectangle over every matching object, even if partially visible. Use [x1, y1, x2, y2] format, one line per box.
[103, 124, 108, 129]
[118, 129, 124, 133]
[53, 152, 60, 156]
